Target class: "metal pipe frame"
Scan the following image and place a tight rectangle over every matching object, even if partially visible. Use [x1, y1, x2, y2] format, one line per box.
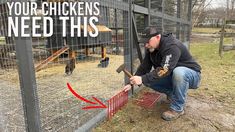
[6, 0, 193, 131]
[13, 0, 42, 131]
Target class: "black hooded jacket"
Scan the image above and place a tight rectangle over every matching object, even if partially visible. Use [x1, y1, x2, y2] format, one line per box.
[135, 33, 201, 86]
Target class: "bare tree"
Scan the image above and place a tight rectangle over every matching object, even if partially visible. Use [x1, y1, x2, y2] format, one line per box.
[230, 0, 235, 18]
[192, 0, 199, 9]
[192, 0, 213, 27]
[227, 0, 230, 18]
[226, 0, 235, 19]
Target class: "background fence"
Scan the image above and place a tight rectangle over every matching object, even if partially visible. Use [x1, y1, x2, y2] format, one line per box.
[0, 0, 192, 131]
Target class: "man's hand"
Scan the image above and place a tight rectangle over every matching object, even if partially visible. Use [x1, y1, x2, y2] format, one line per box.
[123, 84, 132, 92]
[130, 76, 142, 85]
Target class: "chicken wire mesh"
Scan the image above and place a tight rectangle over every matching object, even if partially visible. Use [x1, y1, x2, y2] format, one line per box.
[0, 2, 26, 131]
[32, 0, 129, 131]
[133, 0, 191, 67]
[0, 0, 192, 131]
[132, 0, 191, 79]
[1, 0, 130, 131]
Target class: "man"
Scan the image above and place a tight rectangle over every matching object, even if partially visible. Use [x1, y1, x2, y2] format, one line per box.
[124, 27, 201, 121]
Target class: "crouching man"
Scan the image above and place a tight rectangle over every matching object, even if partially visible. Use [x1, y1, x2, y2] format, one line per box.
[124, 27, 201, 121]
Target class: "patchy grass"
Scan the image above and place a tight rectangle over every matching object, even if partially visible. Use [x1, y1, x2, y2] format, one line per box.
[223, 37, 234, 44]
[93, 37, 235, 131]
[0, 37, 5, 45]
[0, 37, 4, 41]
[192, 27, 235, 34]
[189, 42, 235, 107]
[192, 27, 221, 34]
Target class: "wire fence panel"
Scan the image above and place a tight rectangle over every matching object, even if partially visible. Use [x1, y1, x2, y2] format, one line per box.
[31, 0, 129, 131]
[180, 0, 190, 21]
[163, 19, 177, 34]
[0, 0, 130, 131]
[0, 0, 192, 131]
[164, 0, 177, 17]
[0, 2, 26, 131]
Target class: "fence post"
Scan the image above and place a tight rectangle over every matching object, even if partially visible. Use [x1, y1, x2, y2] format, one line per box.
[188, 0, 193, 49]
[13, 1, 42, 131]
[176, 0, 181, 39]
[219, 19, 226, 57]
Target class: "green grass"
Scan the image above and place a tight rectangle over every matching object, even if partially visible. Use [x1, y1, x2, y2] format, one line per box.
[192, 27, 221, 34]
[190, 42, 235, 107]
[94, 37, 235, 131]
[0, 37, 4, 41]
[192, 27, 235, 34]
[223, 37, 234, 44]
[0, 37, 5, 45]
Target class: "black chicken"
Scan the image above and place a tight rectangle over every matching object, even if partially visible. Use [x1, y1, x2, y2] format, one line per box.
[65, 58, 76, 75]
[98, 57, 109, 68]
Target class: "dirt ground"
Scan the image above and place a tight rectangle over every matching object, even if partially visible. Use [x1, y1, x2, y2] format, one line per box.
[0, 54, 125, 131]
[94, 89, 235, 131]
[93, 34, 235, 131]
[0, 33, 234, 131]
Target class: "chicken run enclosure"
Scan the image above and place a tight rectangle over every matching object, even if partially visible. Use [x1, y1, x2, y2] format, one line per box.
[0, 0, 192, 131]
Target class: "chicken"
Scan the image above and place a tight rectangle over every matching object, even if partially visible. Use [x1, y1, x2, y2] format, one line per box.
[65, 58, 76, 75]
[98, 57, 109, 68]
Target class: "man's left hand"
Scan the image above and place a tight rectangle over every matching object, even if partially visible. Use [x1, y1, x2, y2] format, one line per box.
[130, 76, 142, 85]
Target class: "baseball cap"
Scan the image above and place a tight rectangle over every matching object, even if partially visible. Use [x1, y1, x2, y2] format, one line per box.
[139, 27, 160, 44]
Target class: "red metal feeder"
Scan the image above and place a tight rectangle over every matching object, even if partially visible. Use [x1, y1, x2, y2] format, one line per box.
[134, 92, 162, 109]
[107, 89, 128, 120]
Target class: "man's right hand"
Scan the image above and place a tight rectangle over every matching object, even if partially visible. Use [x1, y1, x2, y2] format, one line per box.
[123, 84, 132, 92]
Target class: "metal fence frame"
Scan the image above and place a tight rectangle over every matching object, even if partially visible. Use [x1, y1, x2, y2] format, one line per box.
[13, 0, 41, 131]
[6, 0, 193, 131]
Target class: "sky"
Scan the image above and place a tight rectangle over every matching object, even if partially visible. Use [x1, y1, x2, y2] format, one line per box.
[207, 0, 228, 8]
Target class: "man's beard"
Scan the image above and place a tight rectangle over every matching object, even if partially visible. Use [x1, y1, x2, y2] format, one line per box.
[149, 48, 155, 52]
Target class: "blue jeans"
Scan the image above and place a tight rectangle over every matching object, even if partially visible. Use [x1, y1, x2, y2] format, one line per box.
[146, 66, 201, 112]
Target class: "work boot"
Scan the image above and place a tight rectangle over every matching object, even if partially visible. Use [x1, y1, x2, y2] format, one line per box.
[161, 109, 184, 121]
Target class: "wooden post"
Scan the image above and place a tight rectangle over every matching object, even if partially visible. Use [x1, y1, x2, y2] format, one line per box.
[219, 19, 225, 57]
[92, 47, 95, 54]
[85, 48, 90, 56]
[101, 46, 106, 58]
